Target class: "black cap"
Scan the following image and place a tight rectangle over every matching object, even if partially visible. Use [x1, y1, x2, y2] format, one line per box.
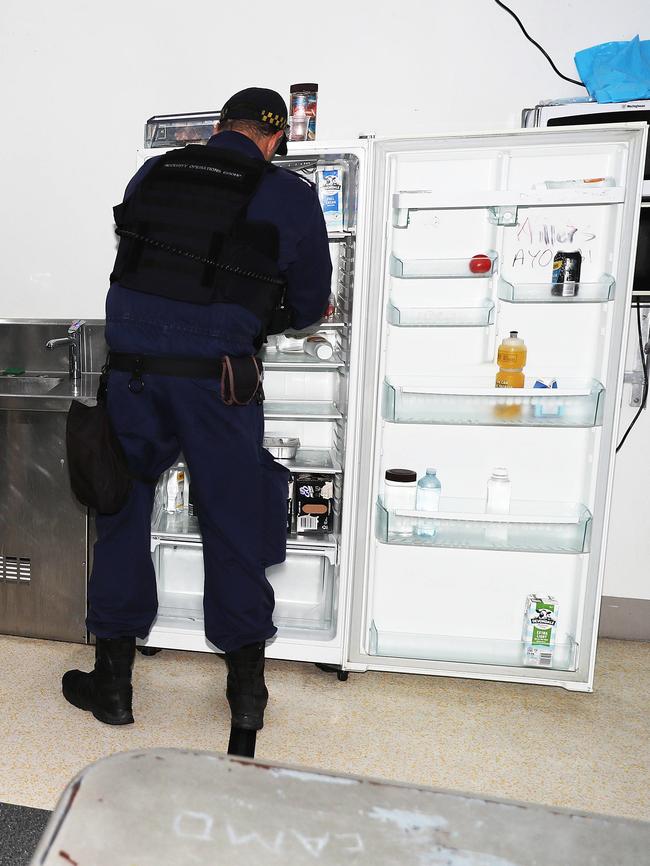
[385, 469, 417, 483]
[220, 87, 288, 156]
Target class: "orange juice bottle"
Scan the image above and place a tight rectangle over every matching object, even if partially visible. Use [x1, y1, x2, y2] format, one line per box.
[495, 331, 527, 418]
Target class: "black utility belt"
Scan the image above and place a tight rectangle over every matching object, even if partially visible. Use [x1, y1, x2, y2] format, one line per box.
[107, 351, 264, 405]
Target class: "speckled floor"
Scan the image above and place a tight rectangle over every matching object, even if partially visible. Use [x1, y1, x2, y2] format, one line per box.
[0, 636, 648, 821]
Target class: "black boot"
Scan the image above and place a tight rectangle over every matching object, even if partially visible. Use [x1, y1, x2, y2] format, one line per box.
[224, 642, 268, 731]
[62, 637, 135, 725]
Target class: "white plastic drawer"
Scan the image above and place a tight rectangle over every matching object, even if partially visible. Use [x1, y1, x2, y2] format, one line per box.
[151, 540, 335, 633]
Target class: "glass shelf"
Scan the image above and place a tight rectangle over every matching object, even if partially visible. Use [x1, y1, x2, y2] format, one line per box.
[498, 275, 616, 304]
[368, 622, 579, 671]
[376, 497, 592, 554]
[259, 349, 344, 371]
[382, 377, 605, 427]
[277, 448, 342, 474]
[389, 251, 498, 279]
[264, 401, 342, 421]
[391, 187, 625, 228]
[151, 505, 339, 551]
[387, 300, 495, 327]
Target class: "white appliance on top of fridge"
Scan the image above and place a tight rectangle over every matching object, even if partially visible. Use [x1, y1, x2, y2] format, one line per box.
[136, 122, 646, 691]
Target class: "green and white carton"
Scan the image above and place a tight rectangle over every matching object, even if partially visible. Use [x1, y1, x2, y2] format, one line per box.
[522, 594, 559, 668]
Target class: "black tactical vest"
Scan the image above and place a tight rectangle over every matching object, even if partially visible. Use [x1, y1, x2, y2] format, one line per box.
[110, 145, 288, 336]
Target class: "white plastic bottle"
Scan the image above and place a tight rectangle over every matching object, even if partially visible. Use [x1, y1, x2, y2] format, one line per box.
[303, 335, 334, 360]
[165, 462, 185, 513]
[383, 469, 417, 535]
[415, 469, 441, 538]
[486, 468, 511, 514]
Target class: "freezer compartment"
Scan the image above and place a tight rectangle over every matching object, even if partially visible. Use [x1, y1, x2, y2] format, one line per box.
[368, 622, 578, 672]
[151, 539, 337, 638]
[376, 497, 592, 554]
[145, 112, 220, 148]
[389, 251, 498, 279]
[498, 275, 616, 304]
[382, 377, 605, 427]
[387, 300, 495, 328]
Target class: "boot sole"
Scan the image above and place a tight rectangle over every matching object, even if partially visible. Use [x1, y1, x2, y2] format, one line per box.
[62, 684, 134, 726]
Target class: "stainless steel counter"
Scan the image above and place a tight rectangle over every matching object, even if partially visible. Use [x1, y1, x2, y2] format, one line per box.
[0, 372, 100, 412]
[0, 321, 105, 643]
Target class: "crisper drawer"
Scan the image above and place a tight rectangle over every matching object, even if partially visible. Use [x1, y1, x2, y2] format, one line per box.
[151, 539, 337, 635]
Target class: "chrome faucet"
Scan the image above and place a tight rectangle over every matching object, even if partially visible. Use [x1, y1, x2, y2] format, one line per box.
[46, 320, 86, 383]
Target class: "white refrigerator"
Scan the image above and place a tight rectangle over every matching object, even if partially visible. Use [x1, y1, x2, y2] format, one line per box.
[140, 123, 646, 692]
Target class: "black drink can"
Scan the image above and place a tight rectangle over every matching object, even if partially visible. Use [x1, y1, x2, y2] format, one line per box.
[551, 250, 582, 297]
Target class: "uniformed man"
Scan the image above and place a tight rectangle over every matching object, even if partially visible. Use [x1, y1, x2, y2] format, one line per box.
[62, 88, 332, 733]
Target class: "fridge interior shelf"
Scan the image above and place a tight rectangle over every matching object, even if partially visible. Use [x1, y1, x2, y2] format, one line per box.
[368, 622, 579, 672]
[328, 230, 355, 241]
[389, 251, 497, 279]
[259, 349, 344, 371]
[264, 401, 342, 421]
[387, 300, 495, 327]
[392, 187, 625, 227]
[278, 448, 342, 474]
[498, 275, 616, 304]
[375, 497, 592, 554]
[382, 377, 605, 427]
[151, 507, 339, 553]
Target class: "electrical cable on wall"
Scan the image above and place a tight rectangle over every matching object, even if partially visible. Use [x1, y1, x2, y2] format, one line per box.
[493, 0, 585, 87]
[616, 300, 649, 453]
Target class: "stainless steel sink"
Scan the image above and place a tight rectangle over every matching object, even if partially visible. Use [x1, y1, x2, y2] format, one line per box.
[0, 375, 65, 395]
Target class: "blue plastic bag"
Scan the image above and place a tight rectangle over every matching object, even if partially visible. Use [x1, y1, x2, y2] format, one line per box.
[575, 36, 650, 103]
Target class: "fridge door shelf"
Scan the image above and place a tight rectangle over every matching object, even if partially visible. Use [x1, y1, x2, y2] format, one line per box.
[264, 401, 343, 421]
[368, 622, 579, 672]
[498, 275, 616, 304]
[375, 497, 592, 554]
[259, 349, 344, 371]
[387, 300, 495, 327]
[382, 377, 605, 427]
[391, 187, 625, 228]
[152, 538, 337, 637]
[389, 251, 497, 279]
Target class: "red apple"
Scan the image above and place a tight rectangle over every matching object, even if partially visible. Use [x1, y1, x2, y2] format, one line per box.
[469, 254, 492, 274]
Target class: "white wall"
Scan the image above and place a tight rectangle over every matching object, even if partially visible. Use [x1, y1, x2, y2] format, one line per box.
[0, 0, 645, 318]
[1, 0, 648, 600]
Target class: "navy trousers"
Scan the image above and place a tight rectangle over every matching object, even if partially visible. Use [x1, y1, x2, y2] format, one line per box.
[86, 369, 287, 652]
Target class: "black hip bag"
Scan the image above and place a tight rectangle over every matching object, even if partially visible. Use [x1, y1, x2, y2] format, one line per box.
[66, 372, 134, 514]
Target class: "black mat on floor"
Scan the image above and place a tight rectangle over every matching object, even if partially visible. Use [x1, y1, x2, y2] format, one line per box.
[0, 803, 50, 866]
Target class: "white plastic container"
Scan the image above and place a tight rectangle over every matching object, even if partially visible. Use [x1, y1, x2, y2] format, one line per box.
[303, 335, 334, 360]
[384, 469, 417, 535]
[486, 468, 511, 514]
[165, 463, 185, 513]
[276, 335, 305, 353]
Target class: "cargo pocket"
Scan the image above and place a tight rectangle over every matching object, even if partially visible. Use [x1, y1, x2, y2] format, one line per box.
[259, 448, 291, 568]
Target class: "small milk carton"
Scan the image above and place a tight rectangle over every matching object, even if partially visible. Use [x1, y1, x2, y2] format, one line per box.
[317, 165, 344, 231]
[522, 594, 559, 667]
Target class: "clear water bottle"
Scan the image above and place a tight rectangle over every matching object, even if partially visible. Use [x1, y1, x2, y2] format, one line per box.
[416, 469, 441, 538]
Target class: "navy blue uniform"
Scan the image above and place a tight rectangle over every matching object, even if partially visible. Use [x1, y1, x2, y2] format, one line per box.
[87, 132, 332, 651]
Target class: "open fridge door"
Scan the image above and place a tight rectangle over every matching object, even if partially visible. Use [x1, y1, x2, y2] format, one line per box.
[345, 124, 647, 690]
[138, 139, 371, 665]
